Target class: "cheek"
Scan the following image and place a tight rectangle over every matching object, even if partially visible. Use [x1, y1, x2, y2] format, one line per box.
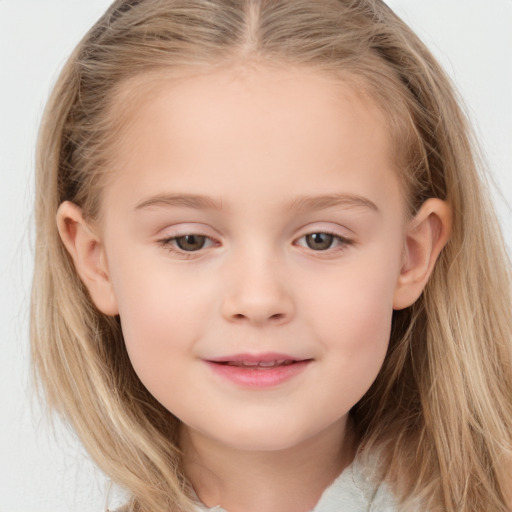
[308, 254, 398, 336]
[303, 253, 400, 387]
[108, 259, 212, 380]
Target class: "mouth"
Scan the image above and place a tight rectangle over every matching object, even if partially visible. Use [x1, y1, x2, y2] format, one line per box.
[206, 352, 310, 366]
[217, 359, 298, 368]
[204, 353, 312, 387]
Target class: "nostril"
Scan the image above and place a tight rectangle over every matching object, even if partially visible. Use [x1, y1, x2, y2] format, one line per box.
[231, 312, 285, 323]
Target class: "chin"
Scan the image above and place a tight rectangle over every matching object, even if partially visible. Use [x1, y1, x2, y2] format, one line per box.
[206, 423, 324, 453]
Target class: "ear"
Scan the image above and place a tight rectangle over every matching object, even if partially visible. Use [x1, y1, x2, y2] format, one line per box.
[56, 201, 119, 316]
[393, 198, 452, 310]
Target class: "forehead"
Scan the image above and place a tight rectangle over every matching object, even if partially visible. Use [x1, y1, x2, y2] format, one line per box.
[101, 64, 403, 216]
[110, 64, 393, 162]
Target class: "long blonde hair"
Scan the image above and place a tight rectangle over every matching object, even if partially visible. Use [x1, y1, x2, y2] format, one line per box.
[31, 1, 512, 511]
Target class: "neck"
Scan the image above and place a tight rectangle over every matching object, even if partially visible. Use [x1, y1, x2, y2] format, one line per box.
[181, 418, 356, 512]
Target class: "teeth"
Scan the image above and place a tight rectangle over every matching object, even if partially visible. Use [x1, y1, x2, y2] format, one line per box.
[225, 359, 293, 368]
[258, 361, 280, 367]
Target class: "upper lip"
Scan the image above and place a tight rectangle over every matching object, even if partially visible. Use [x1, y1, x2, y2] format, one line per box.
[206, 352, 310, 364]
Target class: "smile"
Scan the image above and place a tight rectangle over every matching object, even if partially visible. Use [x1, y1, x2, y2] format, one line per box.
[205, 353, 312, 388]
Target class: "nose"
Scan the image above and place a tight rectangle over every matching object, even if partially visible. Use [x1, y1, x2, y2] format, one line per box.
[220, 250, 295, 327]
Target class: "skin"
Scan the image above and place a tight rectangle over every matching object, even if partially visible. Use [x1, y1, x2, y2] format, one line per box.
[58, 65, 451, 512]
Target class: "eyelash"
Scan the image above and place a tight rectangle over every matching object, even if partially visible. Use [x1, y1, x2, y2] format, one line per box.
[157, 231, 354, 259]
[158, 234, 218, 259]
[295, 231, 354, 254]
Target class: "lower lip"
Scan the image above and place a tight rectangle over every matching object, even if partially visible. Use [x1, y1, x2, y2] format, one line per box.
[205, 360, 311, 388]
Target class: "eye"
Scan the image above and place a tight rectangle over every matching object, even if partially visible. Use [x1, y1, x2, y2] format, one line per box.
[174, 234, 208, 251]
[158, 233, 216, 254]
[305, 233, 335, 251]
[296, 232, 353, 252]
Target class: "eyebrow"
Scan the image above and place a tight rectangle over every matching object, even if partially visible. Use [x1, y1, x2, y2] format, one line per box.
[135, 192, 379, 214]
[135, 194, 225, 211]
[287, 194, 379, 214]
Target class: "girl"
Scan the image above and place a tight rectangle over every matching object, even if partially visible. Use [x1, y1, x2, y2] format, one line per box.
[31, 1, 512, 511]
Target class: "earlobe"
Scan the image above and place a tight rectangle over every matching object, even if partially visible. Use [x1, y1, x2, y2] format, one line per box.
[56, 201, 119, 316]
[393, 198, 452, 310]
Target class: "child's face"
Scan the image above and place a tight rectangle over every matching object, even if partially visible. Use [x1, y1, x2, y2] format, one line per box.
[92, 66, 409, 452]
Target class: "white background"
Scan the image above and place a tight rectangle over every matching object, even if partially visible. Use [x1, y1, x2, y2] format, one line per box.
[0, 1, 511, 511]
